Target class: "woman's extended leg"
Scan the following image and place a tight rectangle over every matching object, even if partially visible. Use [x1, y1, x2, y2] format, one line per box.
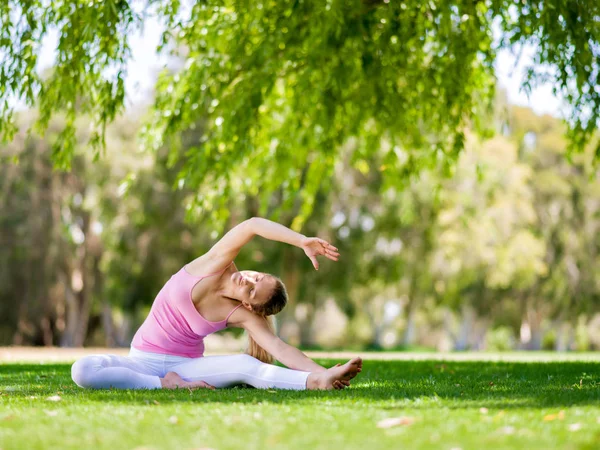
[71, 354, 163, 389]
[169, 354, 310, 390]
[168, 354, 363, 390]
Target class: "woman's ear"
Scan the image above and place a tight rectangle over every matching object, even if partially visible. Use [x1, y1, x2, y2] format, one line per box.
[242, 300, 253, 311]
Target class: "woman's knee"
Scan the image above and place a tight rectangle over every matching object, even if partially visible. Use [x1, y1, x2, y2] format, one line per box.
[71, 355, 104, 388]
[234, 354, 262, 367]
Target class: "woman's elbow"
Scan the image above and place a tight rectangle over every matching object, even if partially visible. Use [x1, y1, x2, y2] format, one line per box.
[242, 217, 257, 230]
[247, 217, 261, 226]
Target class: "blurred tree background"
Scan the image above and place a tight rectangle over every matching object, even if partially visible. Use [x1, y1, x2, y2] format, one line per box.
[2, 100, 599, 351]
[1, 0, 600, 351]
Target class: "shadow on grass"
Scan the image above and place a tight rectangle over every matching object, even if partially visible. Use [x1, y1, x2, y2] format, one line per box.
[1, 360, 599, 410]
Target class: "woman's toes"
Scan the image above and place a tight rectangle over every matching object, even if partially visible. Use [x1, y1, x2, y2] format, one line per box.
[189, 380, 215, 390]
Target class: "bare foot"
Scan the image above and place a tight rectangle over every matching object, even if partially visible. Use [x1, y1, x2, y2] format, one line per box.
[160, 372, 215, 390]
[307, 357, 362, 390]
[332, 363, 352, 389]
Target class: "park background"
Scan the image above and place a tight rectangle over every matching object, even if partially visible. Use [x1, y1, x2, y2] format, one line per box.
[1, 1, 600, 356]
[2, 3, 600, 449]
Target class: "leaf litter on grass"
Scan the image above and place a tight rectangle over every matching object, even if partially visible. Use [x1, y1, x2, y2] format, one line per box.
[377, 417, 416, 428]
[543, 410, 565, 421]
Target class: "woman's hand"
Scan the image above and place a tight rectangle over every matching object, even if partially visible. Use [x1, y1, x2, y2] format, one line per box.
[301, 237, 340, 270]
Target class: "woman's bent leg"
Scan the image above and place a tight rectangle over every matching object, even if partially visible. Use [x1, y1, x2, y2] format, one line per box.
[71, 354, 162, 390]
[170, 354, 310, 390]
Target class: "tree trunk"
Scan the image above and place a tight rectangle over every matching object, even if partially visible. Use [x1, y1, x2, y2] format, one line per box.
[279, 247, 301, 343]
[520, 307, 544, 350]
[401, 303, 416, 347]
[444, 308, 455, 340]
[373, 322, 385, 348]
[554, 321, 570, 351]
[102, 304, 115, 347]
[73, 212, 94, 346]
[40, 317, 53, 346]
[298, 304, 316, 348]
[60, 271, 78, 347]
[474, 319, 489, 351]
[455, 305, 474, 351]
[401, 274, 419, 347]
[116, 315, 133, 347]
[12, 303, 31, 345]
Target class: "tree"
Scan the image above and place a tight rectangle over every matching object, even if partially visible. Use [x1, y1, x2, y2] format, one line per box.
[0, 111, 115, 346]
[432, 131, 547, 349]
[510, 106, 600, 350]
[2, 0, 599, 228]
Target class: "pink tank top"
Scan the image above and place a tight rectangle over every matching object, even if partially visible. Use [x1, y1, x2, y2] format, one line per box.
[131, 264, 242, 358]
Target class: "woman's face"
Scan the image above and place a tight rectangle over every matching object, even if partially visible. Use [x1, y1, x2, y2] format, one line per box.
[230, 270, 276, 308]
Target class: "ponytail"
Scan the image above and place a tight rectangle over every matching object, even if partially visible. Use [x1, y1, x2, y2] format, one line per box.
[246, 315, 276, 364]
[245, 275, 288, 364]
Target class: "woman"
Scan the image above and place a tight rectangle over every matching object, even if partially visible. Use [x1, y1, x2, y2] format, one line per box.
[71, 217, 362, 391]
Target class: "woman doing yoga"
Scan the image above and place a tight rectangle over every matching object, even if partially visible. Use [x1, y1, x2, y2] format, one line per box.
[71, 217, 362, 391]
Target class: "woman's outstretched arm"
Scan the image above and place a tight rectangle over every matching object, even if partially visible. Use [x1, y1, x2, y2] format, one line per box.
[241, 312, 327, 373]
[199, 217, 339, 273]
[249, 217, 339, 270]
[211, 217, 305, 256]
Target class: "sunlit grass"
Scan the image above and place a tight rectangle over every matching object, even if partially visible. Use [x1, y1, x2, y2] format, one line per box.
[1, 357, 600, 449]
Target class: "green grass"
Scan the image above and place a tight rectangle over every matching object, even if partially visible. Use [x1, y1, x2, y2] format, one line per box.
[1, 357, 600, 449]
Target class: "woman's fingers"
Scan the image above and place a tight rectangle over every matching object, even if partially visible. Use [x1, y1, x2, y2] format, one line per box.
[324, 251, 339, 261]
[325, 251, 339, 260]
[320, 244, 340, 260]
[318, 239, 338, 251]
[325, 243, 339, 251]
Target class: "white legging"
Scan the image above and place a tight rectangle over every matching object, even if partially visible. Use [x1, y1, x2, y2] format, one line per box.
[71, 347, 310, 390]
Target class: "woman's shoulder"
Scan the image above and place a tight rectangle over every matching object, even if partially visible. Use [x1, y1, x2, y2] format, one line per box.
[225, 305, 265, 329]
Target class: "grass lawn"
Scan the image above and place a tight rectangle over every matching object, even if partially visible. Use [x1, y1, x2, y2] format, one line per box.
[1, 355, 600, 449]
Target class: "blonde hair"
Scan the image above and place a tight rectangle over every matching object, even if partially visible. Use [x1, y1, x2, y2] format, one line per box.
[246, 276, 287, 364]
